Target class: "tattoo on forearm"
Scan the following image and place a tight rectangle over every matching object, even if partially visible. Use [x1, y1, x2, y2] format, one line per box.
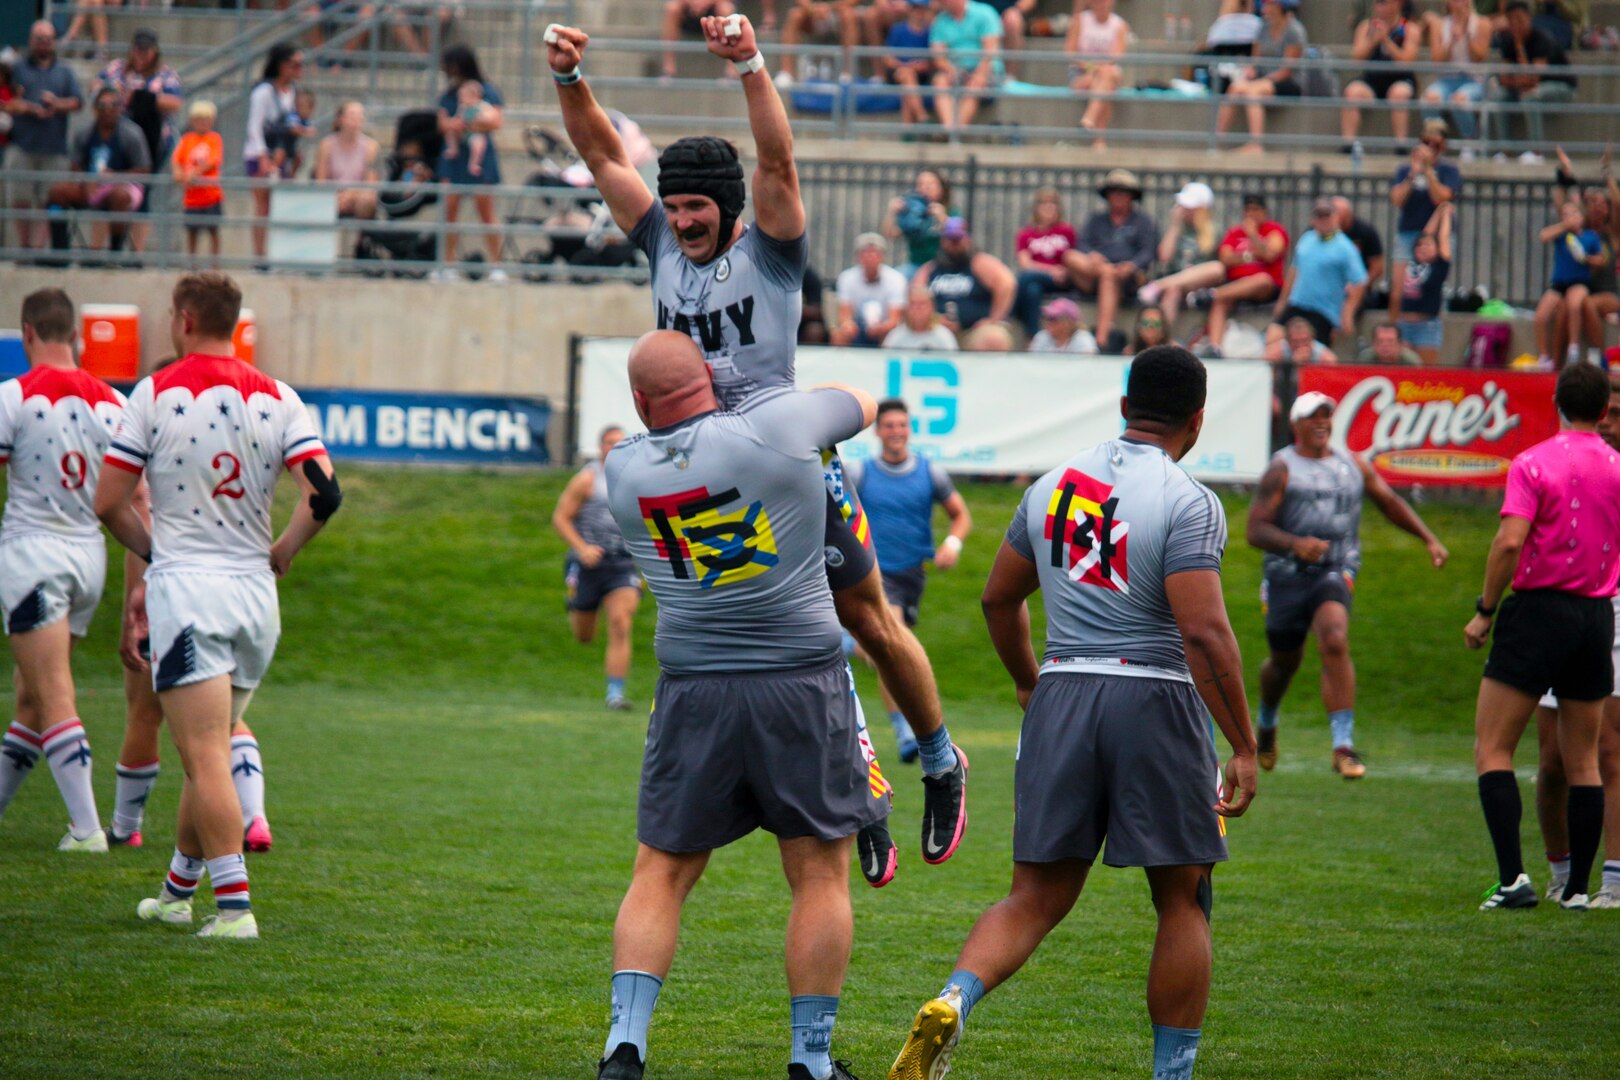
[1192, 640, 1254, 752]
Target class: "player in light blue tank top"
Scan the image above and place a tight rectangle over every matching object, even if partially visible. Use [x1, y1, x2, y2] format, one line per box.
[1247, 391, 1449, 780]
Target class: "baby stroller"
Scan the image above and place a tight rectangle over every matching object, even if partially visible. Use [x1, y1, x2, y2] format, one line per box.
[355, 110, 444, 277]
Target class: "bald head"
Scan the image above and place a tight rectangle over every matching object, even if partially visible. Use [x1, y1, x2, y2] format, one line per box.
[627, 330, 719, 428]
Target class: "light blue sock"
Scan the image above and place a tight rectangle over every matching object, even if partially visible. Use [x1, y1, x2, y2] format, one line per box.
[941, 969, 986, 1023]
[916, 725, 958, 777]
[605, 970, 662, 1061]
[889, 711, 915, 743]
[790, 994, 839, 1078]
[1152, 1025, 1201, 1080]
[1329, 709, 1354, 749]
[840, 630, 857, 659]
[1257, 702, 1280, 730]
[607, 677, 626, 701]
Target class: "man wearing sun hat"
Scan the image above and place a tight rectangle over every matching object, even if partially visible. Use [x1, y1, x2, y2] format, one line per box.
[1028, 297, 1099, 353]
[1063, 167, 1159, 351]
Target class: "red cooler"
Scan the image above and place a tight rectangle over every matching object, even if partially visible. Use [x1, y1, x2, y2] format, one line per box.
[80, 304, 140, 380]
[233, 308, 256, 365]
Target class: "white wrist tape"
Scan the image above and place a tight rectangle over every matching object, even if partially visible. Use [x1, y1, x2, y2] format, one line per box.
[737, 51, 765, 76]
[943, 535, 963, 555]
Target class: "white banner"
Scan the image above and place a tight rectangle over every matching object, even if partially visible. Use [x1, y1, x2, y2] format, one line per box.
[576, 339, 1273, 481]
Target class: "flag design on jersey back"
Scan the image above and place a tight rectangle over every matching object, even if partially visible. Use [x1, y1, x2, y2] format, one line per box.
[821, 450, 871, 549]
[638, 485, 781, 588]
[1043, 467, 1131, 594]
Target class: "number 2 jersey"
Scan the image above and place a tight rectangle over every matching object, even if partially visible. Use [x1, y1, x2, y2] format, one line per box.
[0, 365, 127, 543]
[104, 353, 327, 575]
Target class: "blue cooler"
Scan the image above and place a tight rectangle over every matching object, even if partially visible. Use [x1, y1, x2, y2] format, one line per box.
[0, 331, 26, 380]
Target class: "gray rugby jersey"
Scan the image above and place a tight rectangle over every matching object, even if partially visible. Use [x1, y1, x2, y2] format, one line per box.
[603, 389, 864, 674]
[1006, 438, 1227, 680]
[631, 203, 807, 411]
[1262, 445, 1365, 577]
[576, 461, 630, 559]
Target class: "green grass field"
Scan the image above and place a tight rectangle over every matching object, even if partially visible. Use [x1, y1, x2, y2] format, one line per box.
[2, 469, 1615, 1079]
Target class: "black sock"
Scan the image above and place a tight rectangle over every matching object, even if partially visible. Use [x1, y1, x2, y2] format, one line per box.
[1478, 771, 1524, 887]
[1564, 785, 1605, 900]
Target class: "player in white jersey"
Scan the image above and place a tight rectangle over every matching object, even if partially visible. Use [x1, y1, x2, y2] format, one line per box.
[96, 273, 342, 940]
[0, 289, 126, 852]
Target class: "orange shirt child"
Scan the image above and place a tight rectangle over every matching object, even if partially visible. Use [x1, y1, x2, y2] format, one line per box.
[172, 131, 224, 210]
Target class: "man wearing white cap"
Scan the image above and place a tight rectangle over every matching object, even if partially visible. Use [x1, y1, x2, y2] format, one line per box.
[1246, 391, 1448, 779]
[832, 233, 909, 347]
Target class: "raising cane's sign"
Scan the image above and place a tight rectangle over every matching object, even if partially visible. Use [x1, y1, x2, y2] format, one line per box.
[1297, 366, 1561, 488]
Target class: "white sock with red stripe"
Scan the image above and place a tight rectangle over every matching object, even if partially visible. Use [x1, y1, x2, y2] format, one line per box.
[161, 848, 205, 902]
[112, 760, 160, 838]
[230, 730, 265, 827]
[42, 719, 101, 837]
[0, 722, 43, 819]
[207, 853, 251, 915]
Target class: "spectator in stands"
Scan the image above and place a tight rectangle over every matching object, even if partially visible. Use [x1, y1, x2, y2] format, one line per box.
[47, 86, 152, 255]
[801, 261, 830, 343]
[985, 0, 1037, 79]
[4, 22, 82, 252]
[1394, 202, 1454, 363]
[1333, 195, 1387, 291]
[0, 48, 16, 155]
[928, 0, 1004, 137]
[832, 233, 909, 346]
[1216, 0, 1306, 155]
[1266, 315, 1339, 364]
[880, 0, 939, 126]
[1485, 0, 1576, 161]
[244, 44, 310, 262]
[1342, 0, 1420, 153]
[1013, 187, 1078, 336]
[884, 285, 961, 350]
[1063, 168, 1158, 351]
[661, 0, 737, 81]
[883, 168, 953, 274]
[1028, 297, 1098, 353]
[1421, 0, 1492, 150]
[1065, 0, 1128, 148]
[1390, 122, 1459, 315]
[315, 100, 382, 220]
[173, 100, 224, 268]
[59, 0, 116, 63]
[1265, 199, 1368, 355]
[1357, 321, 1422, 364]
[1135, 181, 1219, 324]
[1204, 0, 1264, 83]
[1552, 148, 1620, 365]
[916, 216, 1017, 336]
[1131, 304, 1178, 352]
[1535, 197, 1605, 367]
[780, 0, 861, 83]
[99, 28, 184, 256]
[965, 321, 1016, 351]
[435, 43, 506, 281]
[1202, 193, 1290, 351]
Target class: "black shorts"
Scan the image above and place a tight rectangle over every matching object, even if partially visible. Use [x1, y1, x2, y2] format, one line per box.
[184, 203, 222, 231]
[564, 556, 640, 613]
[1267, 76, 1302, 97]
[880, 565, 927, 627]
[1272, 305, 1335, 345]
[1484, 589, 1616, 703]
[822, 451, 878, 592]
[638, 657, 890, 852]
[1360, 71, 1415, 99]
[1262, 566, 1354, 652]
[1013, 672, 1228, 868]
[1549, 280, 1590, 296]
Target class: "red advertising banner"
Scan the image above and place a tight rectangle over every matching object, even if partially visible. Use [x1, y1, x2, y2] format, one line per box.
[1296, 366, 1560, 488]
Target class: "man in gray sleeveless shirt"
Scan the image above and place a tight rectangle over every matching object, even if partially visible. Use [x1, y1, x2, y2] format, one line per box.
[549, 17, 967, 878]
[1247, 391, 1448, 780]
[594, 331, 884, 1080]
[553, 424, 643, 709]
[888, 348, 1257, 1080]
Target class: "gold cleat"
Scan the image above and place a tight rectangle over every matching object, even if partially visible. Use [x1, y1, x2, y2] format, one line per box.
[888, 991, 962, 1080]
[1257, 727, 1277, 771]
[1332, 747, 1367, 780]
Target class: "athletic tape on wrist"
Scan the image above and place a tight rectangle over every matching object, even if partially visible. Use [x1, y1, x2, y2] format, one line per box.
[943, 535, 963, 555]
[553, 67, 581, 85]
[737, 51, 765, 76]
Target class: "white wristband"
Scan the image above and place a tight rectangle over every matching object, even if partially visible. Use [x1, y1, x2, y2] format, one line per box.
[737, 51, 766, 77]
[943, 535, 963, 555]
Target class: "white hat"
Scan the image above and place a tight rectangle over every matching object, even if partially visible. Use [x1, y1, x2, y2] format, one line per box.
[1289, 391, 1337, 423]
[1174, 182, 1214, 210]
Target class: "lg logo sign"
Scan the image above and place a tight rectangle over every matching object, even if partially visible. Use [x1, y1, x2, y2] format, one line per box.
[885, 358, 958, 436]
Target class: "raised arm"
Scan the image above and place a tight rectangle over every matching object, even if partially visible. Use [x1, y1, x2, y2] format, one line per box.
[1166, 569, 1256, 817]
[1358, 456, 1448, 567]
[548, 26, 656, 234]
[702, 15, 804, 242]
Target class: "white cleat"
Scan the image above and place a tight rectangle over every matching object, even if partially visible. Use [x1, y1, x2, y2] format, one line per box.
[58, 827, 109, 853]
[1559, 893, 1590, 911]
[1545, 877, 1570, 903]
[137, 896, 195, 924]
[197, 912, 259, 939]
[1587, 885, 1620, 909]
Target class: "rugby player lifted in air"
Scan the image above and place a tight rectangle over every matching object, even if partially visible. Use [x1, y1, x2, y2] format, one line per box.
[547, 16, 966, 879]
[97, 272, 341, 939]
[1246, 392, 1448, 780]
[0, 288, 126, 852]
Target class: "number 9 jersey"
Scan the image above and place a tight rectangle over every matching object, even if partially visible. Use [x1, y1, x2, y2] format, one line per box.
[104, 354, 327, 575]
[0, 365, 127, 542]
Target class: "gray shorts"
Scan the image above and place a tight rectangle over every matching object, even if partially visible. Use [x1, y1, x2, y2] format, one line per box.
[638, 657, 890, 853]
[1262, 567, 1354, 653]
[3, 148, 69, 207]
[1013, 672, 1228, 868]
[880, 565, 927, 627]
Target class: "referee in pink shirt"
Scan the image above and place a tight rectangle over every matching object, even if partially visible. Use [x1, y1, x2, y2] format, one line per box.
[1467, 362, 1620, 912]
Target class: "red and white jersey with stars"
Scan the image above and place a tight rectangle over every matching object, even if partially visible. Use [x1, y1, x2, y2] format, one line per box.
[0, 366, 127, 542]
[104, 354, 327, 575]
